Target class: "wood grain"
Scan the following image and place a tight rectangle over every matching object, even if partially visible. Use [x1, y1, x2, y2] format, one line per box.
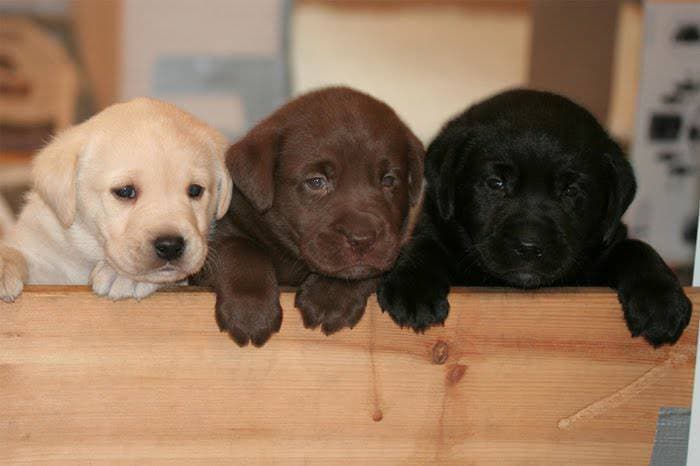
[1, 286, 697, 465]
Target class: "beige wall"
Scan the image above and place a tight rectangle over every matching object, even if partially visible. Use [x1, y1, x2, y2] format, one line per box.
[64, 0, 640, 142]
[291, 2, 532, 143]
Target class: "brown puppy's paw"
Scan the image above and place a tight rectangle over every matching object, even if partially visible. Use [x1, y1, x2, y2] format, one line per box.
[215, 292, 282, 347]
[295, 275, 374, 335]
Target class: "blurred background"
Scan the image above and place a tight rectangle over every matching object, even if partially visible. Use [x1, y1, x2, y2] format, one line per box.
[0, 0, 698, 280]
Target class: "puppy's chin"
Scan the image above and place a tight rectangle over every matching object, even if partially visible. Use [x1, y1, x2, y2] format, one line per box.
[304, 258, 385, 280]
[474, 241, 574, 289]
[498, 271, 553, 289]
[300, 239, 400, 280]
[302, 254, 390, 280]
[332, 265, 383, 280]
[108, 261, 190, 284]
[135, 265, 189, 284]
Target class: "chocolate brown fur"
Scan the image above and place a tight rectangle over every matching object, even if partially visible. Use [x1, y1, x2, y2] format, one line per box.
[194, 87, 425, 346]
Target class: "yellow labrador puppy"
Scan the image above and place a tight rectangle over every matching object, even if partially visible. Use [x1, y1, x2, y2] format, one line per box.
[0, 98, 232, 301]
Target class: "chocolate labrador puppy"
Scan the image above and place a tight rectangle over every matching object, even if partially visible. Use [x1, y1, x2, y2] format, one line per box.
[195, 87, 425, 346]
[378, 89, 691, 346]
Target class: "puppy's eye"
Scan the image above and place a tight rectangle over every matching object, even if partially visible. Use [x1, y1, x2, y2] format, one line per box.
[486, 177, 505, 191]
[187, 184, 204, 199]
[563, 185, 579, 197]
[304, 176, 328, 191]
[381, 174, 397, 188]
[112, 185, 137, 200]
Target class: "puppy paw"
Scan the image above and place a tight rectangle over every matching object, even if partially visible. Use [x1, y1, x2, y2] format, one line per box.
[377, 271, 450, 332]
[90, 261, 160, 301]
[295, 275, 373, 335]
[215, 292, 282, 347]
[618, 278, 692, 346]
[0, 247, 27, 303]
[295, 291, 366, 335]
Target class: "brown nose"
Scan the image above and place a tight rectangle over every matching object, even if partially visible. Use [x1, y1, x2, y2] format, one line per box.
[334, 224, 377, 256]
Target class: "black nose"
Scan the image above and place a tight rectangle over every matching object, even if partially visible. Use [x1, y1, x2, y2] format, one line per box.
[335, 225, 377, 256]
[514, 240, 543, 259]
[154, 236, 185, 261]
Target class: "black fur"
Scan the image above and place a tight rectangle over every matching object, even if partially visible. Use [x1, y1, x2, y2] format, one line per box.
[378, 89, 692, 346]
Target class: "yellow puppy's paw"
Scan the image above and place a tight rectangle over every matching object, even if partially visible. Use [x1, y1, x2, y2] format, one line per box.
[0, 246, 27, 303]
[90, 261, 160, 301]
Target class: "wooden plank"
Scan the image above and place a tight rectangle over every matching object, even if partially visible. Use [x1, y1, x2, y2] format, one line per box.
[1, 286, 697, 464]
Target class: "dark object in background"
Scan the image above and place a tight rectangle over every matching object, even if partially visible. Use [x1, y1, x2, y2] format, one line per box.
[675, 24, 700, 43]
[193, 87, 425, 347]
[650, 113, 682, 141]
[0, 123, 54, 153]
[378, 89, 692, 347]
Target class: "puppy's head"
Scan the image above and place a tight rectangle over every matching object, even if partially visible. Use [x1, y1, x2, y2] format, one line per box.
[429, 89, 636, 288]
[228, 87, 425, 279]
[32, 98, 232, 283]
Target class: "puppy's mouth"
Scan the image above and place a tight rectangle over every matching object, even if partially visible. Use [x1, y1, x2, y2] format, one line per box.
[472, 246, 567, 289]
[304, 254, 396, 280]
[156, 264, 178, 273]
[300, 241, 399, 280]
[105, 253, 193, 284]
[151, 263, 183, 276]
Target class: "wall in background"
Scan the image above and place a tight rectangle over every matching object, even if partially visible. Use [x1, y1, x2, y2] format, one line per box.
[292, 0, 641, 145]
[291, 1, 531, 143]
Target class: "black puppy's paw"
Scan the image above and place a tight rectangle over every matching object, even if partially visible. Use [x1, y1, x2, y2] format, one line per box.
[377, 271, 450, 332]
[618, 279, 692, 346]
[215, 292, 282, 347]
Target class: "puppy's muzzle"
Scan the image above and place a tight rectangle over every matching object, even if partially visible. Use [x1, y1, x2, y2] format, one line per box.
[499, 215, 556, 262]
[513, 239, 544, 260]
[153, 235, 185, 261]
[334, 223, 378, 257]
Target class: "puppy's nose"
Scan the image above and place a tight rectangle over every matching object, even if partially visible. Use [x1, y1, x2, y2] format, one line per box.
[336, 225, 377, 256]
[514, 240, 543, 259]
[154, 236, 185, 261]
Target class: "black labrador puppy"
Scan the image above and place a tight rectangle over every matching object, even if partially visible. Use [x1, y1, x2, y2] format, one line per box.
[378, 89, 692, 346]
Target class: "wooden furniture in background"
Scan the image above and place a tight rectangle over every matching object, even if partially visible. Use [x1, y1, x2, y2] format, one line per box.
[1, 287, 697, 464]
[528, 0, 620, 124]
[72, 0, 121, 111]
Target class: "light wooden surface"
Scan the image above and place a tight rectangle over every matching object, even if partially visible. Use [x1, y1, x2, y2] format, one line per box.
[1, 286, 697, 465]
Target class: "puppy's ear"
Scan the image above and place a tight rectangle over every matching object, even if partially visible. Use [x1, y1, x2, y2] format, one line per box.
[405, 129, 426, 207]
[226, 122, 279, 213]
[602, 142, 637, 244]
[206, 129, 233, 219]
[426, 133, 464, 221]
[32, 123, 88, 227]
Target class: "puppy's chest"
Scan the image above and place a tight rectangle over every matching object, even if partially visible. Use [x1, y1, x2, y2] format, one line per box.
[272, 253, 310, 286]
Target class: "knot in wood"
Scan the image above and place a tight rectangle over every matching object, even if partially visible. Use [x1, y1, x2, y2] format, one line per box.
[431, 340, 449, 364]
